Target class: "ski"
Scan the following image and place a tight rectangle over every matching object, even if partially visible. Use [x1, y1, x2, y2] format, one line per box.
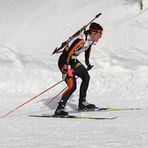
[75, 107, 146, 113]
[29, 114, 118, 120]
[101, 107, 145, 111]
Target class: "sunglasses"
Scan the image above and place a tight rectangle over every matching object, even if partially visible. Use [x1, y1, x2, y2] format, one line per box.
[91, 31, 103, 36]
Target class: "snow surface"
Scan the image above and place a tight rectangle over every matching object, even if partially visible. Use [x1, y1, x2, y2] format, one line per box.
[0, 0, 148, 147]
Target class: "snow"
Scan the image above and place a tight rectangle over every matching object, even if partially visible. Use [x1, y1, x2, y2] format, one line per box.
[0, 0, 148, 147]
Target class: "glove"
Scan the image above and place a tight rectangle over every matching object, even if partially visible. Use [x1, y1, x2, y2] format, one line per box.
[62, 73, 67, 80]
[62, 64, 68, 73]
[87, 64, 94, 71]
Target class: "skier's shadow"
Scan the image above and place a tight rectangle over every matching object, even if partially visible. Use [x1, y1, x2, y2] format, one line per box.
[40, 95, 77, 111]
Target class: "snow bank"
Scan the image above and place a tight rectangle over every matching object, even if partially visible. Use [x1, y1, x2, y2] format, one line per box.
[0, 0, 148, 105]
[1, 1, 148, 148]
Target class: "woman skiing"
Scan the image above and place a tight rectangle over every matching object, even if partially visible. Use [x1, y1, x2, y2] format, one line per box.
[55, 22, 103, 115]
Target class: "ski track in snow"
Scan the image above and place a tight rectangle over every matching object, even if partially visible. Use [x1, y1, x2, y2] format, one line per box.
[0, 0, 148, 147]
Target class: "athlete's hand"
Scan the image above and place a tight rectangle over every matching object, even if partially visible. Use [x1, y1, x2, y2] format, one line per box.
[62, 64, 73, 80]
[87, 64, 94, 71]
[62, 64, 68, 73]
[62, 74, 67, 80]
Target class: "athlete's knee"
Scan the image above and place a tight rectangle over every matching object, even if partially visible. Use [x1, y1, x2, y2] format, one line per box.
[69, 83, 76, 92]
[83, 72, 90, 82]
[66, 78, 76, 92]
[87, 73, 90, 81]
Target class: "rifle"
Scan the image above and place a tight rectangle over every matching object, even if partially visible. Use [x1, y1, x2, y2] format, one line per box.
[52, 13, 102, 55]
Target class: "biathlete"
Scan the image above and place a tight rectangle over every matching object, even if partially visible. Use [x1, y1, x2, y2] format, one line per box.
[55, 22, 103, 115]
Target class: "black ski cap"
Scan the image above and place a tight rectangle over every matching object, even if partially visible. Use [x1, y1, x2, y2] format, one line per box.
[89, 22, 103, 33]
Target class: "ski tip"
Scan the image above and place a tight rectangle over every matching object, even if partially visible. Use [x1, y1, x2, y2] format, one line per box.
[111, 116, 118, 119]
[96, 116, 118, 120]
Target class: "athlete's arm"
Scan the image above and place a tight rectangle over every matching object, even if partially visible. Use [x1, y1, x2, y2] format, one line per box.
[66, 38, 84, 64]
[85, 45, 92, 66]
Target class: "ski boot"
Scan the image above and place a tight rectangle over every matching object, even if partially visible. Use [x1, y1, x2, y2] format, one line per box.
[78, 98, 96, 111]
[54, 102, 68, 116]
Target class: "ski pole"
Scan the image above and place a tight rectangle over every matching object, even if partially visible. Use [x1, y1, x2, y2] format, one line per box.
[2, 80, 63, 118]
[42, 68, 92, 108]
[41, 87, 67, 109]
[42, 77, 80, 109]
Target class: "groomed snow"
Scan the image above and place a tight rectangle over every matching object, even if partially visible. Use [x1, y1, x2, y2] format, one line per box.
[0, 0, 148, 147]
